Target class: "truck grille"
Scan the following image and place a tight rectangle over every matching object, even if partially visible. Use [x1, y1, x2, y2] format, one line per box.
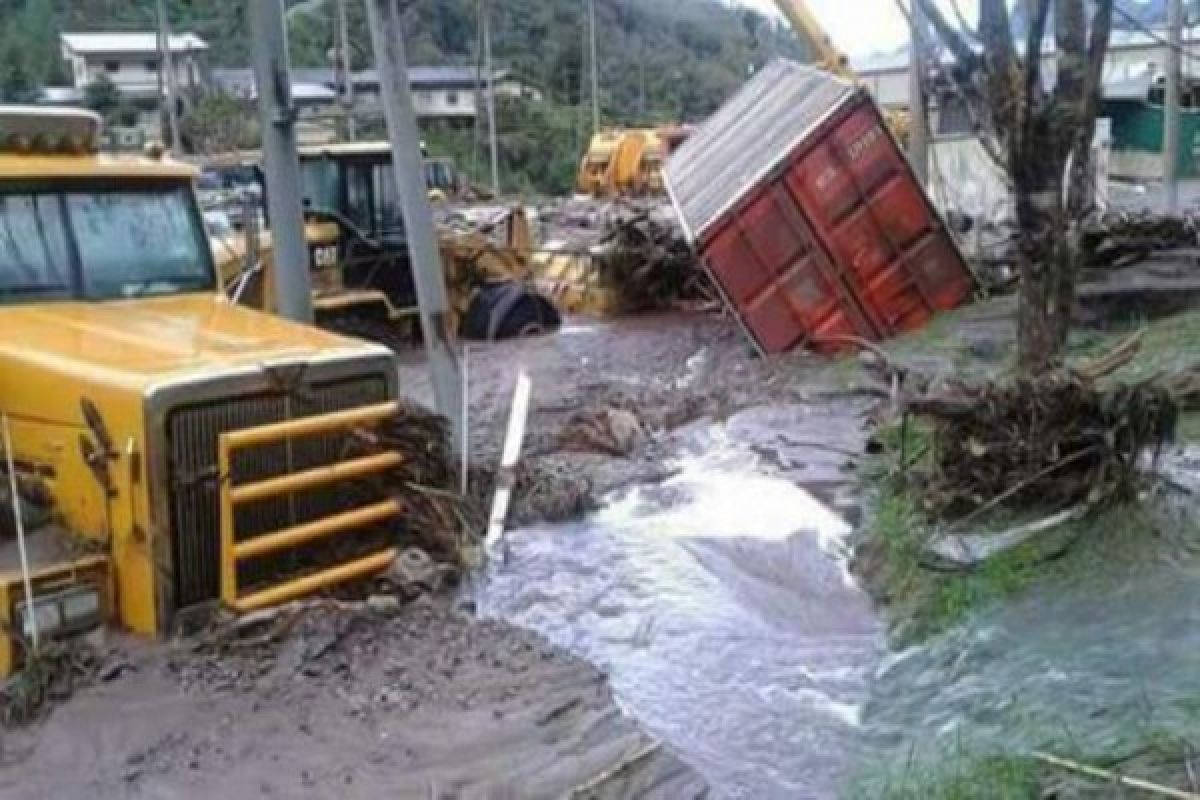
[166, 375, 390, 608]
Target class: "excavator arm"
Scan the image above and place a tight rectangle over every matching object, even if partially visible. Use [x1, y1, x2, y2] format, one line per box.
[771, 0, 855, 81]
[772, 0, 910, 146]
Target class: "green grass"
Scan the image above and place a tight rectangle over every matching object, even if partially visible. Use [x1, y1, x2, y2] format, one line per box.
[848, 754, 1040, 800]
[1181, 412, 1200, 443]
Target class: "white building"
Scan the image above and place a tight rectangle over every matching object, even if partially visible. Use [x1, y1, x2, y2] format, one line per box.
[353, 66, 543, 120]
[854, 26, 1200, 115]
[60, 32, 209, 100]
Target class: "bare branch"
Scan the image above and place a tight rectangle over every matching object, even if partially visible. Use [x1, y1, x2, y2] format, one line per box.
[1081, 0, 1114, 125]
[979, 0, 1019, 143]
[947, 0, 980, 42]
[1023, 0, 1052, 104]
[915, 0, 979, 71]
[1054, 0, 1087, 109]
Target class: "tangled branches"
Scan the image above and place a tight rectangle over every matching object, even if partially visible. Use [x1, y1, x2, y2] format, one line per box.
[906, 373, 1178, 520]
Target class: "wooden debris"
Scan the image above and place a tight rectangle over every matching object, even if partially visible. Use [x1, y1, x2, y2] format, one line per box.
[1033, 751, 1200, 799]
[349, 402, 483, 564]
[597, 210, 715, 311]
[1082, 211, 1200, 269]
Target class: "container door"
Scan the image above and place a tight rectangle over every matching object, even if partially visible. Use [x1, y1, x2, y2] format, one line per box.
[783, 99, 975, 337]
[701, 183, 879, 354]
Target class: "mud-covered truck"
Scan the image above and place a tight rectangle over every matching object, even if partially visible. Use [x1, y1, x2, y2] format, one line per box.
[0, 108, 406, 677]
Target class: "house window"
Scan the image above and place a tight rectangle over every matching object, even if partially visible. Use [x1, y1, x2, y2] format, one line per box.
[104, 60, 120, 73]
[446, 91, 459, 106]
[144, 59, 158, 71]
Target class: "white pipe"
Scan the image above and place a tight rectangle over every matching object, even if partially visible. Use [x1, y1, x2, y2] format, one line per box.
[2, 413, 38, 651]
[485, 371, 532, 558]
[461, 344, 470, 495]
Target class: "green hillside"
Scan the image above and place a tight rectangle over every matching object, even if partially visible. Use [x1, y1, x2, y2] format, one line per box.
[0, 0, 809, 192]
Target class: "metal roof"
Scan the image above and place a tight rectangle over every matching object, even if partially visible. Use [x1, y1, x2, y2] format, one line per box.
[854, 25, 1200, 76]
[60, 32, 208, 55]
[665, 59, 856, 243]
[352, 66, 510, 87]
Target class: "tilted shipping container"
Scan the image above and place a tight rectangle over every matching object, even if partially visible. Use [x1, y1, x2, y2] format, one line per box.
[665, 60, 975, 355]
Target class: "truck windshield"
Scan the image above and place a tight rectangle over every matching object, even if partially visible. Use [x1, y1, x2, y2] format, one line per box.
[0, 182, 214, 304]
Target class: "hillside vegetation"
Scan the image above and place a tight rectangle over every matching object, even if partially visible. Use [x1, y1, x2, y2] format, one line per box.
[0, 0, 807, 193]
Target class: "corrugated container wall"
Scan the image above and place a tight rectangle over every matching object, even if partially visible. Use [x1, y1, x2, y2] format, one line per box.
[665, 60, 975, 355]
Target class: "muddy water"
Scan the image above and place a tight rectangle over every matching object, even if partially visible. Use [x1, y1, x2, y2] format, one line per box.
[478, 418, 883, 799]
[863, 448, 1200, 775]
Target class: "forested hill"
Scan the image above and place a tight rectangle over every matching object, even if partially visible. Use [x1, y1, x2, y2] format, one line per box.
[0, 0, 807, 123]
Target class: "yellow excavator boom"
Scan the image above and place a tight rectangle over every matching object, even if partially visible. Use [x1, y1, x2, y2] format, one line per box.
[772, 0, 910, 145]
[771, 0, 855, 81]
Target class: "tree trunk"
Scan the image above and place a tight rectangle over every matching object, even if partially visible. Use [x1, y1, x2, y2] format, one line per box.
[1014, 171, 1069, 373]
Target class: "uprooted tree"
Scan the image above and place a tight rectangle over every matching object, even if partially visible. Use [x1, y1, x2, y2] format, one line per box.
[915, 0, 1114, 373]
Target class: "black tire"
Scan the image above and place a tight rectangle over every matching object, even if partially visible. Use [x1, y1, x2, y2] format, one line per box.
[462, 282, 562, 341]
[321, 313, 414, 353]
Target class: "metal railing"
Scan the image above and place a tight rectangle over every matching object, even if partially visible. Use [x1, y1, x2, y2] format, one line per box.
[217, 401, 403, 612]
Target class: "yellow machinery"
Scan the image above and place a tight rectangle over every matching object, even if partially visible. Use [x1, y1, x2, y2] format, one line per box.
[210, 142, 558, 348]
[577, 128, 677, 197]
[772, 0, 910, 143]
[0, 108, 412, 677]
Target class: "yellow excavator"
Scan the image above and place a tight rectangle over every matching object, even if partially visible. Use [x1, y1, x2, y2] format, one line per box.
[576, 126, 693, 198]
[772, 0, 910, 143]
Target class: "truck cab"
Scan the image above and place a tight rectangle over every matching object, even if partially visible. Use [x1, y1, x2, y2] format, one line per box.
[0, 108, 405, 676]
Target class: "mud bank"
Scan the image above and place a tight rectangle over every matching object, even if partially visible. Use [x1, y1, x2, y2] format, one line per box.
[2, 595, 705, 799]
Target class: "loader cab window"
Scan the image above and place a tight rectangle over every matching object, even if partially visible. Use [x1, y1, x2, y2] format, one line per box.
[300, 157, 338, 211]
[344, 158, 404, 238]
[0, 193, 73, 302]
[0, 180, 215, 305]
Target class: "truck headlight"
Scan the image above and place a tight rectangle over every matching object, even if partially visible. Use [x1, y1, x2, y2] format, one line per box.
[15, 585, 101, 641]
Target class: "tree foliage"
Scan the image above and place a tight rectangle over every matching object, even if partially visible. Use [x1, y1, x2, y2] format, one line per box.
[2, 0, 807, 191]
[919, 0, 1114, 373]
[181, 89, 257, 155]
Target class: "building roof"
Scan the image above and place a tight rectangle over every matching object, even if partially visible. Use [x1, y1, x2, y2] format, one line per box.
[352, 66, 511, 88]
[854, 25, 1200, 76]
[61, 32, 209, 55]
[211, 69, 336, 104]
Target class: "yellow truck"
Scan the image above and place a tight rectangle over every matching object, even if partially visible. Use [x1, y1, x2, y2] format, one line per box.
[0, 107, 408, 677]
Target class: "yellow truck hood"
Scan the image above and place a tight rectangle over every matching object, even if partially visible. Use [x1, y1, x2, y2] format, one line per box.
[0, 293, 379, 391]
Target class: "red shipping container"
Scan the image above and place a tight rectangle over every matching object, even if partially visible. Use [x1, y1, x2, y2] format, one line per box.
[665, 60, 975, 355]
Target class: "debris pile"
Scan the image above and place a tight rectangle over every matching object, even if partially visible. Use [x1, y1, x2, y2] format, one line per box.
[905, 373, 1177, 520]
[0, 641, 97, 726]
[469, 460, 597, 527]
[350, 403, 483, 563]
[596, 211, 715, 312]
[1081, 211, 1200, 268]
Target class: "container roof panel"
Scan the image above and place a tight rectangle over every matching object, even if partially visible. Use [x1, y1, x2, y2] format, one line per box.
[664, 60, 856, 243]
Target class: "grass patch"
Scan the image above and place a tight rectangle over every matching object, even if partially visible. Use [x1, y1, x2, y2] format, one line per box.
[856, 414, 1183, 646]
[1179, 411, 1200, 443]
[859, 479, 1061, 644]
[848, 754, 1040, 800]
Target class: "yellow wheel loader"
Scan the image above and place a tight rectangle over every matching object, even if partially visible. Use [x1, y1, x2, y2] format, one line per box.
[0, 108, 412, 678]
[208, 142, 560, 350]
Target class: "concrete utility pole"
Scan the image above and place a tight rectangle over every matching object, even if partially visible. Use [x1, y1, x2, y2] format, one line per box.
[335, 0, 357, 141]
[155, 0, 183, 155]
[365, 0, 464, 453]
[250, 0, 314, 323]
[587, 0, 600, 134]
[907, 0, 929, 185]
[481, 0, 500, 195]
[1165, 0, 1183, 213]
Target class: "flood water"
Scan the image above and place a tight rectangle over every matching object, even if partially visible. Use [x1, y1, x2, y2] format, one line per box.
[477, 419, 883, 798]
